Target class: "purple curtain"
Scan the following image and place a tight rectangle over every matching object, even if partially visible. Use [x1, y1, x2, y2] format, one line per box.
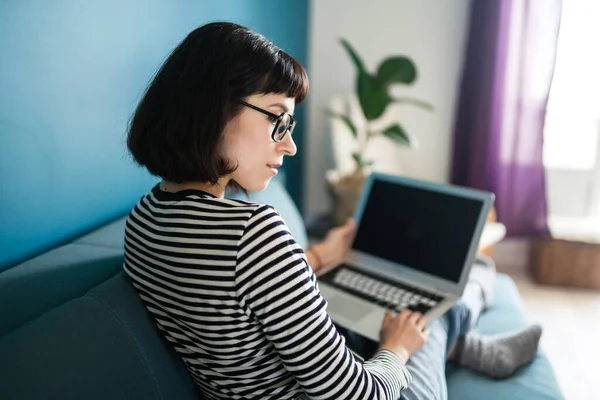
[451, 0, 561, 237]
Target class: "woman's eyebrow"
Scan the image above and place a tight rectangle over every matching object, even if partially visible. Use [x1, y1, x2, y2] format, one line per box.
[269, 102, 289, 113]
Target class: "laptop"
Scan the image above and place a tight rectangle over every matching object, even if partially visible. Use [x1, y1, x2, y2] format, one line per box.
[318, 172, 494, 342]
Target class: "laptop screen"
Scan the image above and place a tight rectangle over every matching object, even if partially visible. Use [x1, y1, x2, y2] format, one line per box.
[352, 179, 484, 283]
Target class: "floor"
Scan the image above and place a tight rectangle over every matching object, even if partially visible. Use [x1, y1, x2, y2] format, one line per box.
[496, 262, 600, 400]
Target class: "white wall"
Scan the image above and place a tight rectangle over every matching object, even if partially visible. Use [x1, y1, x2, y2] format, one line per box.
[305, 0, 472, 216]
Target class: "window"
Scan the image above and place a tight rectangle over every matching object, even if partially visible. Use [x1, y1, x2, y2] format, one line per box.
[544, 1, 600, 223]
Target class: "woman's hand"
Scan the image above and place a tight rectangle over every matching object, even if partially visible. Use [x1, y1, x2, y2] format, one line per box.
[379, 310, 429, 364]
[307, 219, 356, 275]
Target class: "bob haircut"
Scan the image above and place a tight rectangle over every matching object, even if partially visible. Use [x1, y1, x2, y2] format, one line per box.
[127, 22, 309, 188]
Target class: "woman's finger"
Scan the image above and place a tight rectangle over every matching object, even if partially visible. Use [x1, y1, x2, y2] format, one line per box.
[342, 219, 356, 234]
[408, 311, 422, 325]
[415, 314, 428, 330]
[398, 309, 412, 321]
[382, 311, 392, 326]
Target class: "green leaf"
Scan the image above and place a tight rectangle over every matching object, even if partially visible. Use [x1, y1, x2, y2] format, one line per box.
[326, 110, 358, 139]
[357, 72, 393, 121]
[340, 38, 367, 75]
[380, 124, 415, 148]
[393, 97, 434, 111]
[351, 152, 374, 167]
[377, 57, 417, 86]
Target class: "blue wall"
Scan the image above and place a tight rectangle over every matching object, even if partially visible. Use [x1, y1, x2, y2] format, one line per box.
[0, 0, 309, 271]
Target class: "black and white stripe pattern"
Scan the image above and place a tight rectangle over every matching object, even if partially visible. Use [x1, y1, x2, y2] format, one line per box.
[124, 185, 412, 399]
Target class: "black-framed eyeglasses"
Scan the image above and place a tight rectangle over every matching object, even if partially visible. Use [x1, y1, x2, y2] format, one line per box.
[237, 100, 296, 143]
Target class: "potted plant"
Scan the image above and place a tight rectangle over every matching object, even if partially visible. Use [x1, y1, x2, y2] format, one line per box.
[327, 38, 432, 224]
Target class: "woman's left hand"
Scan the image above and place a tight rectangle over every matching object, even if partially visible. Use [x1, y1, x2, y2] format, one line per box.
[308, 218, 356, 274]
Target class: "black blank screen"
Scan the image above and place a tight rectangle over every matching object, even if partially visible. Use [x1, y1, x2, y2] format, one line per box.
[353, 180, 483, 283]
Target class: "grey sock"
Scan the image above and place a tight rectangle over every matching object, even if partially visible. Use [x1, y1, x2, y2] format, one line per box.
[456, 324, 543, 379]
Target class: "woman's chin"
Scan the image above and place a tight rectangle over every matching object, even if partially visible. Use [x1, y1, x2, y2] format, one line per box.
[241, 177, 272, 193]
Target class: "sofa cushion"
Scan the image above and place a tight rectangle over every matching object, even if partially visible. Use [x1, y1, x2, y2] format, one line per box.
[86, 272, 199, 399]
[74, 216, 128, 249]
[0, 272, 199, 400]
[0, 243, 124, 337]
[77, 180, 309, 250]
[446, 274, 563, 400]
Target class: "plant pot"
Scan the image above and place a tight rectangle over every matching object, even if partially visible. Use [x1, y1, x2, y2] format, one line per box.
[326, 169, 368, 225]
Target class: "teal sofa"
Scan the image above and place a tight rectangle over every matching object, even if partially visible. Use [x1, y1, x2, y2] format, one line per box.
[0, 181, 563, 399]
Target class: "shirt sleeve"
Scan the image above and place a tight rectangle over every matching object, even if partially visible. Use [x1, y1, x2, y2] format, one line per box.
[235, 204, 412, 400]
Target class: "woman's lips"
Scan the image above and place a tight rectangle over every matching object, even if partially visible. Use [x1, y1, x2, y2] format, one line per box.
[267, 163, 281, 175]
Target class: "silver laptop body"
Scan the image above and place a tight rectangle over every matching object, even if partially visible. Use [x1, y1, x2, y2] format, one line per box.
[318, 172, 494, 342]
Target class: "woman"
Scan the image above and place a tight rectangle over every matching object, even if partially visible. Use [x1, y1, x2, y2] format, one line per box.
[124, 22, 542, 399]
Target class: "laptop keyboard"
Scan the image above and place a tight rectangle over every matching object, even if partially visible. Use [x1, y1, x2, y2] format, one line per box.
[319, 264, 444, 314]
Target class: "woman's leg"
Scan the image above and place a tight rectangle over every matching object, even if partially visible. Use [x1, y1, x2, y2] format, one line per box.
[447, 253, 498, 356]
[339, 300, 490, 399]
[446, 258, 543, 379]
[400, 287, 495, 400]
[341, 256, 499, 399]
[445, 282, 489, 358]
[335, 309, 459, 400]
[398, 316, 452, 400]
[342, 255, 497, 357]
[400, 256, 498, 399]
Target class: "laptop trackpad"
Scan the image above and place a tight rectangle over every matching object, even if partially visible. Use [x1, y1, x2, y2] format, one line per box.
[327, 294, 373, 322]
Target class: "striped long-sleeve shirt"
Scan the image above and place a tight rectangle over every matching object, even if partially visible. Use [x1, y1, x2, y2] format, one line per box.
[123, 185, 412, 399]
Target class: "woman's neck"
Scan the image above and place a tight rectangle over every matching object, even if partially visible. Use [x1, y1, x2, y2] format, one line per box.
[159, 179, 227, 198]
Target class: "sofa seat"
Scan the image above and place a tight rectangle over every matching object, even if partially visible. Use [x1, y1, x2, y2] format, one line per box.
[446, 274, 563, 399]
[0, 180, 563, 399]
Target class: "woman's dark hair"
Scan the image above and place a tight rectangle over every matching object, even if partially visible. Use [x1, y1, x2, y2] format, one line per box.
[127, 22, 309, 186]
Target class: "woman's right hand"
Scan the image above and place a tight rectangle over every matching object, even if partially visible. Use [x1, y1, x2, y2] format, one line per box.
[378, 309, 429, 364]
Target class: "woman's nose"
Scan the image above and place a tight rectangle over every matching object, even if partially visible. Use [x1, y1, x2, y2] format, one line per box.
[280, 132, 297, 156]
